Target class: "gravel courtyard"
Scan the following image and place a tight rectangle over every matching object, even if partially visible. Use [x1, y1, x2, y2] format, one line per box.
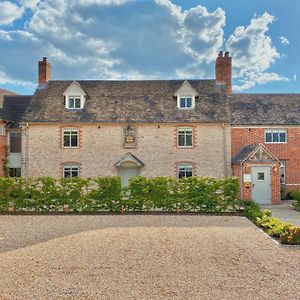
[0, 215, 299, 300]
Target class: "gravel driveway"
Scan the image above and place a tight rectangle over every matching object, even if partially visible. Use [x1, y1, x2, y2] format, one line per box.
[0, 215, 299, 300]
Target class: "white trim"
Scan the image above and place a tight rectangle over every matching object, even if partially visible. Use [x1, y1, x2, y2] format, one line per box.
[62, 128, 79, 148]
[177, 95, 195, 110]
[264, 128, 287, 144]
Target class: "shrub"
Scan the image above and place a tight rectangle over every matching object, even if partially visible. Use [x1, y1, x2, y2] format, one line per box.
[281, 227, 300, 245]
[290, 190, 300, 210]
[255, 215, 291, 237]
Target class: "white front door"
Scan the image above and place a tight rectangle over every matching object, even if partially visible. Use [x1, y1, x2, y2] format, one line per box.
[251, 166, 272, 204]
[120, 167, 140, 187]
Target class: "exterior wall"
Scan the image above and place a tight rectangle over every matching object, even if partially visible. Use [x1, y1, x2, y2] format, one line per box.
[0, 121, 7, 177]
[21, 123, 231, 179]
[232, 162, 281, 205]
[232, 127, 300, 194]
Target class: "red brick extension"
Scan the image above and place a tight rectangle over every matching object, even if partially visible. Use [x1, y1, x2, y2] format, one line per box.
[232, 127, 300, 202]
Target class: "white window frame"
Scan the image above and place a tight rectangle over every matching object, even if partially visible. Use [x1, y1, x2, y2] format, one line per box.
[63, 164, 79, 178]
[177, 95, 195, 110]
[178, 163, 193, 179]
[265, 129, 287, 144]
[280, 161, 286, 184]
[62, 128, 79, 148]
[66, 95, 84, 109]
[177, 127, 193, 147]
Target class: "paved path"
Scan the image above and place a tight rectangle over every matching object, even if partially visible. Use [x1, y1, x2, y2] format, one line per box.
[261, 200, 300, 226]
[0, 215, 300, 300]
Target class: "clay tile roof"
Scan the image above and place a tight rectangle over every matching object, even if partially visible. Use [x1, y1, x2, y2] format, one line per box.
[23, 80, 230, 124]
[229, 94, 300, 125]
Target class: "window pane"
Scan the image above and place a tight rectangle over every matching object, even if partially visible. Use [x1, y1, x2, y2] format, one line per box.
[68, 98, 74, 108]
[186, 97, 192, 107]
[71, 169, 79, 177]
[178, 134, 185, 146]
[185, 134, 193, 146]
[258, 173, 264, 181]
[273, 132, 279, 143]
[279, 131, 286, 142]
[265, 132, 272, 143]
[178, 164, 193, 178]
[9, 168, 21, 177]
[75, 98, 81, 108]
[63, 134, 70, 147]
[71, 134, 78, 147]
[9, 132, 21, 153]
[180, 98, 185, 108]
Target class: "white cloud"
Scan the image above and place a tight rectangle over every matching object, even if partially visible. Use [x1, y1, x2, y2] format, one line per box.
[293, 74, 297, 81]
[18, 0, 40, 9]
[234, 72, 289, 91]
[0, 1, 24, 25]
[0, 2, 289, 91]
[226, 12, 287, 90]
[279, 36, 289, 46]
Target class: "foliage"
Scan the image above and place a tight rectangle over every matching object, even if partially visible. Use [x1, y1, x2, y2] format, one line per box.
[290, 190, 300, 211]
[243, 200, 299, 243]
[0, 175, 240, 213]
[280, 227, 300, 245]
[126, 176, 240, 212]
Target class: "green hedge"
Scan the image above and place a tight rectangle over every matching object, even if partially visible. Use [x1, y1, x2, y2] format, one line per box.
[125, 176, 240, 212]
[243, 201, 300, 245]
[0, 176, 239, 213]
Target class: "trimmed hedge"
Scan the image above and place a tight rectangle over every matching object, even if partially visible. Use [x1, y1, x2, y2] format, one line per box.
[243, 201, 300, 245]
[0, 176, 239, 213]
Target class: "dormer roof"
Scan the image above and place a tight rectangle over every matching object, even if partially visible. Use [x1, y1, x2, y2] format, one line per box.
[63, 81, 86, 96]
[173, 80, 198, 97]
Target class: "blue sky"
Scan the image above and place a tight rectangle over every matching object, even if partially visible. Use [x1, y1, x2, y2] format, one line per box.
[0, 0, 299, 95]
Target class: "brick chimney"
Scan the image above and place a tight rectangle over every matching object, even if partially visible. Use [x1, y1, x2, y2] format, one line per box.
[215, 51, 232, 94]
[38, 57, 51, 85]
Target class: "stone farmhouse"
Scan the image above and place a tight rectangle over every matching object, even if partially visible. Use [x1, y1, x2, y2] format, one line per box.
[2, 52, 300, 205]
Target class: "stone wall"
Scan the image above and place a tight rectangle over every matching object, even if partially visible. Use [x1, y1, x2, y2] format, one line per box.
[21, 123, 231, 179]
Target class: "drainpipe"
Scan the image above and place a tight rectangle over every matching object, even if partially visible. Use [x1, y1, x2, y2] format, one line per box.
[24, 123, 29, 179]
[240, 162, 243, 200]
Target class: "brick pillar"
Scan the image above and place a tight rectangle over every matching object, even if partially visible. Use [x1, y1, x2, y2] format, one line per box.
[38, 57, 51, 85]
[215, 51, 232, 94]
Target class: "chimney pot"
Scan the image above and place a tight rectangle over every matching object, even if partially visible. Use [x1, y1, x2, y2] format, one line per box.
[218, 51, 223, 57]
[225, 51, 230, 57]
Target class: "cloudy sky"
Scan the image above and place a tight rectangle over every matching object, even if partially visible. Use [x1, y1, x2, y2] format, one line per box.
[0, 0, 299, 94]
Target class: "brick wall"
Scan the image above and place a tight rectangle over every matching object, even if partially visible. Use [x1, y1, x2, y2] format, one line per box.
[0, 130, 6, 177]
[232, 127, 300, 193]
[21, 123, 231, 179]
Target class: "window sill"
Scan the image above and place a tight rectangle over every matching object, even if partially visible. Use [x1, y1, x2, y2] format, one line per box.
[62, 146, 80, 149]
[177, 146, 194, 149]
[265, 142, 287, 144]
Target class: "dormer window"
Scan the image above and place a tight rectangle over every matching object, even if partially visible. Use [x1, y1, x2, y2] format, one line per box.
[67, 96, 83, 109]
[63, 81, 86, 110]
[179, 96, 193, 109]
[174, 80, 198, 110]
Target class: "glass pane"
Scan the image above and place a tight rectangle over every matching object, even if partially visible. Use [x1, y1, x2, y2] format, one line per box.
[180, 98, 185, 108]
[186, 98, 192, 107]
[9, 132, 21, 153]
[71, 134, 78, 147]
[9, 168, 21, 177]
[64, 169, 71, 178]
[279, 132, 286, 142]
[178, 134, 185, 146]
[273, 132, 279, 143]
[185, 134, 193, 146]
[71, 170, 78, 177]
[265, 132, 272, 142]
[258, 173, 264, 181]
[68, 98, 74, 108]
[63, 135, 70, 147]
[75, 98, 81, 108]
